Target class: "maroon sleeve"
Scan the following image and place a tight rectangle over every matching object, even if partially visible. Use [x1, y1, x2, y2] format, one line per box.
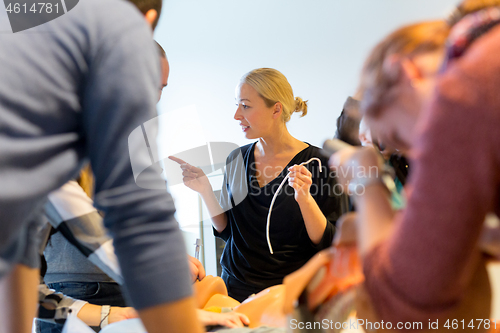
[363, 28, 500, 325]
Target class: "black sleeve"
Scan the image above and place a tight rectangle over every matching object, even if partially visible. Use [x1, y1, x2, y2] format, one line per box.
[213, 146, 249, 241]
[308, 157, 349, 250]
[214, 170, 232, 241]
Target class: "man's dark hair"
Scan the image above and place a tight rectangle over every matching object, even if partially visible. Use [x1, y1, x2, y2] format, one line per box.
[334, 96, 362, 146]
[128, 0, 163, 29]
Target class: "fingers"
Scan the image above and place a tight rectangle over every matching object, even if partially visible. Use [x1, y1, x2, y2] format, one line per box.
[221, 312, 249, 328]
[333, 212, 358, 246]
[288, 166, 312, 185]
[168, 155, 187, 165]
[188, 260, 198, 283]
[328, 147, 381, 175]
[223, 319, 241, 328]
[288, 167, 312, 190]
[288, 177, 306, 189]
[188, 255, 206, 281]
[197, 264, 206, 281]
[169, 155, 192, 170]
[327, 146, 358, 169]
[236, 312, 250, 326]
[169, 156, 201, 173]
[288, 165, 312, 177]
[169, 156, 206, 179]
[199, 311, 249, 329]
[182, 169, 198, 178]
[289, 173, 312, 184]
[328, 148, 359, 191]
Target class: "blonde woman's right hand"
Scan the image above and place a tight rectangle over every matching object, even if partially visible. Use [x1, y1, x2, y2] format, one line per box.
[168, 156, 212, 195]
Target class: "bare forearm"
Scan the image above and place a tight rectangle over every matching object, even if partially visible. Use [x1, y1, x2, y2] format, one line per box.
[78, 304, 138, 327]
[298, 195, 328, 244]
[77, 304, 102, 327]
[139, 297, 204, 333]
[0, 265, 39, 333]
[200, 190, 228, 233]
[354, 184, 395, 257]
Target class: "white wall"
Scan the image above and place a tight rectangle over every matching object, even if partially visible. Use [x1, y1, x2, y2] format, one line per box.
[153, 0, 458, 231]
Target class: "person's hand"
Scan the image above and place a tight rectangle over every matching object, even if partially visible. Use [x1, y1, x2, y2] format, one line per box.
[328, 146, 381, 195]
[333, 212, 358, 247]
[188, 255, 206, 282]
[108, 306, 138, 324]
[197, 309, 250, 328]
[168, 156, 212, 195]
[287, 165, 313, 205]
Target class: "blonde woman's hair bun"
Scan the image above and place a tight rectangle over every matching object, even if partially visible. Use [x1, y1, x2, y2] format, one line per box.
[241, 68, 307, 123]
[294, 97, 308, 117]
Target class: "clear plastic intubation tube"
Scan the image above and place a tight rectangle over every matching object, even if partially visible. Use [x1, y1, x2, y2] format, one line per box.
[266, 157, 323, 254]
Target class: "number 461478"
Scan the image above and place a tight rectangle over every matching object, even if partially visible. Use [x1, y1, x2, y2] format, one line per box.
[6, 3, 59, 14]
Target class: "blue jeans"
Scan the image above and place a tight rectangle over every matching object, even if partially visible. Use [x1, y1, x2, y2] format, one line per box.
[36, 281, 127, 333]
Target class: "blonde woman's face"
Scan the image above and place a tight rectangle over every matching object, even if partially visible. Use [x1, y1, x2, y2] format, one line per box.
[234, 83, 276, 139]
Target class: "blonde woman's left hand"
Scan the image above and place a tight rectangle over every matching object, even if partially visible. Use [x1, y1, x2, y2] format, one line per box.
[287, 165, 313, 205]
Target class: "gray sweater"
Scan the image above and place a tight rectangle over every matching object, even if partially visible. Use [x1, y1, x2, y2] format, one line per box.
[0, 0, 191, 310]
[43, 180, 116, 285]
[44, 232, 114, 284]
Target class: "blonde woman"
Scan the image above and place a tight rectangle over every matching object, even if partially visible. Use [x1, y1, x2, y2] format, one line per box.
[170, 68, 346, 301]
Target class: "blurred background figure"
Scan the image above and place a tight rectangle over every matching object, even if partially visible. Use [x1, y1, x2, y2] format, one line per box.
[330, 0, 500, 329]
[334, 97, 362, 147]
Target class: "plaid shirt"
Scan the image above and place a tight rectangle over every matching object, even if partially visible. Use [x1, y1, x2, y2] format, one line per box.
[38, 180, 123, 322]
[37, 283, 88, 324]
